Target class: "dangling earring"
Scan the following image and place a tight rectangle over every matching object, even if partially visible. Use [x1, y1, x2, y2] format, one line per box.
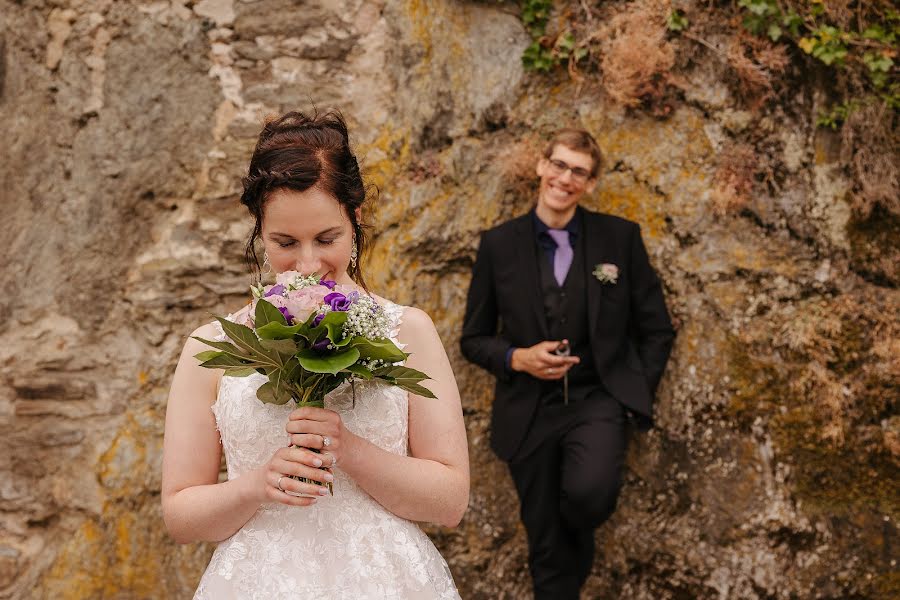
[262, 252, 273, 276]
[349, 239, 358, 270]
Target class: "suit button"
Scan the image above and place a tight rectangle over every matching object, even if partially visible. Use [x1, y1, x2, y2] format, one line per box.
[561, 318, 567, 324]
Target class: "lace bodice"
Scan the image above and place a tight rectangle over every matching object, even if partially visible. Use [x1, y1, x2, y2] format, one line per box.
[194, 301, 460, 600]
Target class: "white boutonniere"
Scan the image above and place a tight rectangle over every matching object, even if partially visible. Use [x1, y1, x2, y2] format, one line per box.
[593, 263, 619, 284]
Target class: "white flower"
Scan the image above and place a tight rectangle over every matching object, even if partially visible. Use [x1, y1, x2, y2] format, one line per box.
[275, 271, 321, 291]
[593, 263, 619, 284]
[343, 295, 391, 340]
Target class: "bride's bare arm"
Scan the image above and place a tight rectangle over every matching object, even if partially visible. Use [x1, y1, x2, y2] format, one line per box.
[161, 323, 325, 544]
[337, 307, 470, 527]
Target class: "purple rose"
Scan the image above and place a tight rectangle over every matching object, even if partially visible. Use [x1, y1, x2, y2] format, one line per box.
[312, 337, 331, 352]
[277, 306, 294, 324]
[324, 291, 357, 312]
[312, 312, 326, 327]
[319, 279, 337, 290]
[264, 284, 285, 298]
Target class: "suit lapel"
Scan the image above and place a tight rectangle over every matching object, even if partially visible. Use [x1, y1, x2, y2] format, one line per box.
[513, 215, 549, 339]
[583, 210, 617, 338]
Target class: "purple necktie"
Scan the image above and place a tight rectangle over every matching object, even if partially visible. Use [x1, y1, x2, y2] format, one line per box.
[546, 229, 573, 286]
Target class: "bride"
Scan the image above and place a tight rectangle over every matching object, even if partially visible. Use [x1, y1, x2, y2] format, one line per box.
[162, 110, 469, 599]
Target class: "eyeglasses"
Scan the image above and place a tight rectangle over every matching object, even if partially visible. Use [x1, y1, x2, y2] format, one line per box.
[546, 158, 592, 182]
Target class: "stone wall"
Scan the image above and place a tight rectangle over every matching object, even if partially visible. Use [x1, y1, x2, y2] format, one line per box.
[0, 1, 896, 598]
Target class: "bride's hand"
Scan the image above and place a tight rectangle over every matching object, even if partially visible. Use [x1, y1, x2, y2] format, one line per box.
[258, 445, 333, 505]
[286, 406, 349, 470]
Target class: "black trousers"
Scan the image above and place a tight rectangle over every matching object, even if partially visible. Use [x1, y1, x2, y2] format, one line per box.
[508, 391, 627, 600]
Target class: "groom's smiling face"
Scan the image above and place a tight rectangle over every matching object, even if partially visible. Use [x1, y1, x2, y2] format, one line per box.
[536, 144, 597, 214]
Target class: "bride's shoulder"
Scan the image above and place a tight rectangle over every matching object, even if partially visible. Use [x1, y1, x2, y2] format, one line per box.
[366, 293, 430, 327]
[394, 305, 437, 339]
[190, 303, 253, 340]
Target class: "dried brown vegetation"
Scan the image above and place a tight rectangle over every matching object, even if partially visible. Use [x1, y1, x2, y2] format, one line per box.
[726, 32, 791, 110]
[841, 103, 900, 218]
[710, 143, 759, 215]
[496, 135, 542, 200]
[599, 0, 678, 112]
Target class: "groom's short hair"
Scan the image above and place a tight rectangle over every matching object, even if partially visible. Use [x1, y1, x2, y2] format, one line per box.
[543, 129, 603, 178]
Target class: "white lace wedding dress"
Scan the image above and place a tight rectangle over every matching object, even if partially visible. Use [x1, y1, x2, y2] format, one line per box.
[194, 302, 461, 600]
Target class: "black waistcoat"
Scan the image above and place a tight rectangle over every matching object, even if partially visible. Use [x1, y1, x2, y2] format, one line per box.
[535, 231, 603, 403]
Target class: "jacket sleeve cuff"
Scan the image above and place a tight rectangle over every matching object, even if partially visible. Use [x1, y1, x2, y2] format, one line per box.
[504, 347, 517, 373]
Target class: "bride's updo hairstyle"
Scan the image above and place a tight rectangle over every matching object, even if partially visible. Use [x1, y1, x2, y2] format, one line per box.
[240, 109, 371, 287]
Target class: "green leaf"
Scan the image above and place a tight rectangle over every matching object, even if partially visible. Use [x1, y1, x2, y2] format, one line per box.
[192, 337, 248, 359]
[255, 298, 287, 328]
[398, 381, 437, 399]
[194, 350, 223, 362]
[214, 317, 265, 356]
[783, 12, 802, 36]
[223, 367, 258, 377]
[256, 321, 305, 341]
[349, 337, 408, 362]
[344, 364, 374, 379]
[306, 311, 349, 343]
[199, 353, 269, 370]
[373, 365, 437, 398]
[260, 338, 298, 355]
[767, 23, 782, 41]
[214, 317, 286, 369]
[297, 348, 361, 375]
[667, 10, 689, 32]
[257, 381, 292, 405]
[267, 358, 300, 398]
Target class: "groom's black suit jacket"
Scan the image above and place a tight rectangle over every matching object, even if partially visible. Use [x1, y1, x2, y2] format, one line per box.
[461, 208, 675, 461]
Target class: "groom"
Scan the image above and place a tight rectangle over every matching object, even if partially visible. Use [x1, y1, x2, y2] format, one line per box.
[460, 129, 674, 599]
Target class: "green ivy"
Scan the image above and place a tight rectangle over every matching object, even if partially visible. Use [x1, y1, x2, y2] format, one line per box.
[735, 0, 899, 126]
[816, 101, 857, 129]
[667, 9, 689, 33]
[520, 0, 585, 72]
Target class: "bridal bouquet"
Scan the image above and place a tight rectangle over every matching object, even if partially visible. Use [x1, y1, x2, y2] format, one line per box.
[193, 271, 435, 492]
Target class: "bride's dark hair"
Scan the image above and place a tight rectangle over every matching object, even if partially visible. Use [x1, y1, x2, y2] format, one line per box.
[240, 109, 372, 288]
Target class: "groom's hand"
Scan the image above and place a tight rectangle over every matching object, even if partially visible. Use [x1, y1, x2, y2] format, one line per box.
[510, 340, 579, 380]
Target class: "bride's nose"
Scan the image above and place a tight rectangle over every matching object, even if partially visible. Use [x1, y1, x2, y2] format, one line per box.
[295, 248, 322, 275]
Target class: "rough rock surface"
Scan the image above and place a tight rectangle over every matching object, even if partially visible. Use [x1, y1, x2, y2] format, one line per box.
[0, 1, 896, 598]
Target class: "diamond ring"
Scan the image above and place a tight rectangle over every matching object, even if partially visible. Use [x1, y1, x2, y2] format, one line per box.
[322, 435, 332, 447]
